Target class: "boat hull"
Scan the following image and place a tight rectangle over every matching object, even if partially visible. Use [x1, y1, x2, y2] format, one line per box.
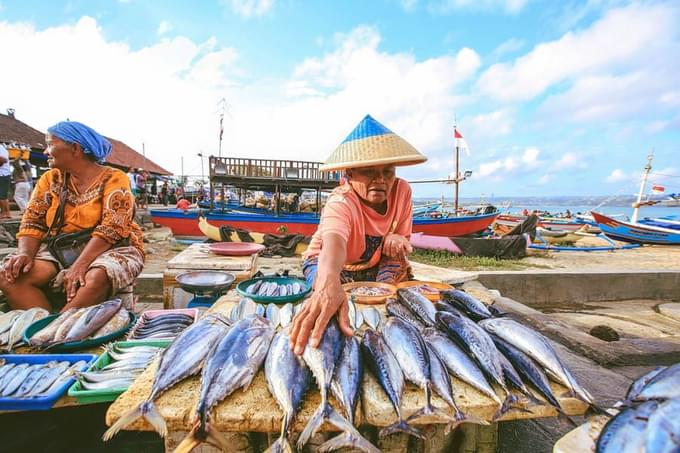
[150, 209, 499, 238]
[591, 212, 680, 245]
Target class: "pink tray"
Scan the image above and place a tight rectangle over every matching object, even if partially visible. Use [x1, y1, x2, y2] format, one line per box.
[208, 242, 265, 256]
[127, 308, 199, 340]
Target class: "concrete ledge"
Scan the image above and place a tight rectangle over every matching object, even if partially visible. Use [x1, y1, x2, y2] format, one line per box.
[135, 273, 163, 297]
[477, 270, 680, 306]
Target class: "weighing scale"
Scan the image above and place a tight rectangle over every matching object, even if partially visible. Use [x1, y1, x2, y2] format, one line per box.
[175, 270, 236, 308]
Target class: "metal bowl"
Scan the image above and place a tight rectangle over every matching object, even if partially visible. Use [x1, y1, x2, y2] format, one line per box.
[175, 270, 236, 294]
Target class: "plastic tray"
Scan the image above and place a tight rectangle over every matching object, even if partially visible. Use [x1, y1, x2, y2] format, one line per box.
[23, 311, 136, 353]
[127, 308, 198, 341]
[236, 277, 311, 304]
[342, 281, 397, 305]
[67, 340, 170, 404]
[396, 280, 453, 302]
[0, 353, 96, 411]
[208, 242, 265, 256]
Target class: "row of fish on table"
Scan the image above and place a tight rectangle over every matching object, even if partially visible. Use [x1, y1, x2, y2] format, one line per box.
[127, 312, 196, 341]
[103, 285, 598, 453]
[75, 344, 167, 392]
[229, 297, 382, 330]
[0, 359, 88, 399]
[596, 363, 680, 453]
[0, 308, 50, 351]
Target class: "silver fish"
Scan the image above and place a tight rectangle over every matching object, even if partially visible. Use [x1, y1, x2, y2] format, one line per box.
[279, 285, 288, 297]
[396, 288, 436, 327]
[383, 317, 455, 425]
[279, 304, 293, 328]
[480, 317, 593, 405]
[29, 308, 77, 347]
[0, 310, 24, 335]
[0, 363, 29, 388]
[103, 313, 232, 440]
[3, 364, 41, 396]
[76, 370, 139, 383]
[266, 283, 278, 297]
[257, 281, 270, 296]
[425, 344, 466, 421]
[6, 307, 49, 351]
[298, 319, 367, 450]
[53, 300, 123, 346]
[239, 298, 257, 318]
[644, 398, 680, 453]
[15, 362, 58, 396]
[441, 289, 493, 320]
[596, 400, 657, 453]
[0, 363, 16, 381]
[361, 329, 423, 439]
[79, 378, 135, 391]
[28, 361, 71, 395]
[176, 316, 274, 452]
[422, 328, 501, 405]
[292, 282, 301, 294]
[362, 307, 381, 330]
[264, 330, 311, 453]
[52, 308, 89, 342]
[386, 299, 425, 330]
[93, 308, 130, 337]
[229, 304, 240, 323]
[320, 335, 379, 453]
[34, 361, 87, 396]
[633, 363, 680, 401]
[265, 304, 280, 329]
[354, 308, 364, 331]
[255, 304, 266, 317]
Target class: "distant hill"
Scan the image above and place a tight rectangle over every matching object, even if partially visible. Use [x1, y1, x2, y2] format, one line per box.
[413, 195, 667, 208]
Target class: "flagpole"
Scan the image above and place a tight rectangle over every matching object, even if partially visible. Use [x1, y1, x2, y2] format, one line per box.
[454, 125, 460, 217]
[631, 151, 653, 224]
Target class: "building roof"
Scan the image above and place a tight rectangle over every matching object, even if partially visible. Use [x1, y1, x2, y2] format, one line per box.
[0, 111, 172, 176]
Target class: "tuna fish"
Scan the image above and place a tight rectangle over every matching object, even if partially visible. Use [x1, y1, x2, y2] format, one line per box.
[319, 335, 379, 453]
[632, 363, 680, 402]
[48, 300, 123, 348]
[618, 366, 666, 406]
[479, 317, 594, 406]
[440, 289, 493, 320]
[396, 288, 436, 327]
[297, 319, 368, 450]
[383, 316, 456, 425]
[361, 328, 424, 439]
[362, 307, 381, 330]
[264, 330, 311, 453]
[425, 344, 465, 421]
[103, 313, 232, 441]
[596, 401, 658, 453]
[644, 398, 680, 453]
[386, 299, 426, 330]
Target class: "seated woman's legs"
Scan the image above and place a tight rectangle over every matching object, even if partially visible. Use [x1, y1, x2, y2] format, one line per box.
[64, 267, 112, 311]
[0, 260, 58, 310]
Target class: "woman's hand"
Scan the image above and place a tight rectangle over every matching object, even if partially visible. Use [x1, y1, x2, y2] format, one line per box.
[2, 253, 34, 282]
[382, 233, 412, 258]
[63, 263, 88, 302]
[290, 278, 353, 355]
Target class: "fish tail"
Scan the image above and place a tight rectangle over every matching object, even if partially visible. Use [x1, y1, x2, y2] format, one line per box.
[265, 438, 294, 453]
[324, 406, 379, 452]
[173, 422, 202, 453]
[296, 403, 326, 450]
[379, 419, 425, 440]
[493, 393, 532, 420]
[406, 386, 458, 425]
[102, 403, 142, 441]
[103, 400, 166, 441]
[318, 431, 380, 453]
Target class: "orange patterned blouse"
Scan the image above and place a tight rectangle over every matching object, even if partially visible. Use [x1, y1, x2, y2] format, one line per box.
[17, 167, 145, 258]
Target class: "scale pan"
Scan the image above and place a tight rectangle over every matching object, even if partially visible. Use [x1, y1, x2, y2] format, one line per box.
[175, 270, 235, 293]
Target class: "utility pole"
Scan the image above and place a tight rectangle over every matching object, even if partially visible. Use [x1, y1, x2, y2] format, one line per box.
[217, 98, 228, 157]
[454, 123, 460, 217]
[631, 151, 654, 224]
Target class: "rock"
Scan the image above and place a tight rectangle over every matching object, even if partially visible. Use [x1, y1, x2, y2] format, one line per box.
[658, 303, 680, 322]
[589, 325, 620, 342]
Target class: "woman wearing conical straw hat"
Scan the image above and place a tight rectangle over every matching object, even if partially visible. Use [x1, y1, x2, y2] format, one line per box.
[290, 114, 426, 354]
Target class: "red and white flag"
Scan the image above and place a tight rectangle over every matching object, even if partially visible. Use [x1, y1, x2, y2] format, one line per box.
[652, 184, 665, 193]
[454, 128, 470, 156]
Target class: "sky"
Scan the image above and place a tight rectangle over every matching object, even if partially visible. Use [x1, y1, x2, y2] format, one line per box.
[0, 0, 679, 199]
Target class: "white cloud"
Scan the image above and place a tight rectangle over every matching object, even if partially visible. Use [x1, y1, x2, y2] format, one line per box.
[538, 174, 552, 184]
[551, 152, 587, 171]
[466, 109, 513, 137]
[475, 147, 541, 179]
[224, 0, 275, 18]
[401, 0, 418, 12]
[157, 20, 172, 36]
[428, 0, 528, 14]
[489, 38, 525, 60]
[606, 168, 628, 183]
[477, 2, 679, 102]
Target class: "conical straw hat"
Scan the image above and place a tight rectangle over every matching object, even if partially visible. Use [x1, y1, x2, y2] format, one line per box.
[320, 115, 427, 172]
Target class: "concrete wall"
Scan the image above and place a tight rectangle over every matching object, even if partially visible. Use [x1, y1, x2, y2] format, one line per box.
[477, 270, 680, 306]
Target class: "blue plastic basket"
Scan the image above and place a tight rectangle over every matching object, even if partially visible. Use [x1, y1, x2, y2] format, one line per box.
[0, 353, 97, 411]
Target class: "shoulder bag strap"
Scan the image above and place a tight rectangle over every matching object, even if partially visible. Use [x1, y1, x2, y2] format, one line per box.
[45, 173, 69, 238]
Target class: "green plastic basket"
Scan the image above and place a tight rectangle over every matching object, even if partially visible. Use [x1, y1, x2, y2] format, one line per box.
[23, 311, 136, 353]
[236, 276, 311, 304]
[67, 340, 170, 404]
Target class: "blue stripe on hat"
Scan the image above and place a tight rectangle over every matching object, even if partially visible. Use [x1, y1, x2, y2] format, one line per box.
[341, 114, 394, 144]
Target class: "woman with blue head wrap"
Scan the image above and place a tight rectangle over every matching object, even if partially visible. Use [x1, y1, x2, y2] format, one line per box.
[0, 120, 145, 312]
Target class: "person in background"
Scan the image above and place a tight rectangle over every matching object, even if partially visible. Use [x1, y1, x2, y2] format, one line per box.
[21, 160, 33, 192]
[11, 159, 31, 214]
[160, 181, 169, 206]
[0, 144, 11, 219]
[136, 169, 148, 209]
[127, 167, 137, 198]
[290, 114, 426, 354]
[176, 197, 191, 211]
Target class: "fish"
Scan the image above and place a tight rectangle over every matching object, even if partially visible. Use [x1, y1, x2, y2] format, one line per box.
[15, 362, 58, 396]
[644, 398, 680, 453]
[75, 370, 139, 383]
[255, 304, 266, 317]
[52, 308, 88, 342]
[596, 401, 658, 453]
[436, 312, 513, 415]
[422, 328, 500, 405]
[0, 363, 29, 391]
[0, 362, 16, 381]
[319, 336, 380, 453]
[29, 308, 77, 347]
[28, 361, 71, 395]
[0, 311, 24, 335]
[297, 319, 369, 450]
[6, 307, 49, 351]
[491, 334, 563, 411]
[440, 289, 493, 320]
[264, 330, 311, 453]
[362, 307, 381, 330]
[229, 305, 240, 323]
[479, 317, 594, 405]
[435, 300, 466, 317]
[286, 283, 293, 295]
[257, 281, 270, 296]
[239, 298, 257, 318]
[383, 316, 456, 425]
[292, 282, 301, 294]
[93, 308, 130, 337]
[632, 363, 680, 402]
[348, 299, 357, 330]
[279, 304, 294, 328]
[265, 304, 281, 329]
[619, 366, 666, 406]
[34, 360, 88, 396]
[246, 280, 262, 295]
[103, 313, 232, 440]
[79, 378, 136, 391]
[3, 364, 41, 396]
[279, 285, 288, 297]
[361, 328, 424, 440]
[397, 288, 437, 327]
[49, 300, 123, 347]
[175, 316, 274, 453]
[354, 307, 364, 331]
[425, 344, 467, 422]
[386, 299, 426, 330]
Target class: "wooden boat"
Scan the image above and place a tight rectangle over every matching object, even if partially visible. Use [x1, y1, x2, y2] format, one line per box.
[496, 214, 585, 232]
[590, 212, 680, 245]
[150, 208, 499, 237]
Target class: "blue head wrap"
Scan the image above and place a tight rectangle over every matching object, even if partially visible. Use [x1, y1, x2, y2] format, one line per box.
[47, 121, 112, 162]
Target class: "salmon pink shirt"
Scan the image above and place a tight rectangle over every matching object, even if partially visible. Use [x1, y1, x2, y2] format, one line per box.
[303, 178, 413, 265]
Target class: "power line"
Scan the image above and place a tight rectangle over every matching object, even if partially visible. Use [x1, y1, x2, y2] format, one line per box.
[651, 172, 680, 178]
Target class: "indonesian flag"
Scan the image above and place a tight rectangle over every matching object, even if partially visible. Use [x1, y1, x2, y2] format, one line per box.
[652, 184, 665, 193]
[454, 128, 470, 156]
